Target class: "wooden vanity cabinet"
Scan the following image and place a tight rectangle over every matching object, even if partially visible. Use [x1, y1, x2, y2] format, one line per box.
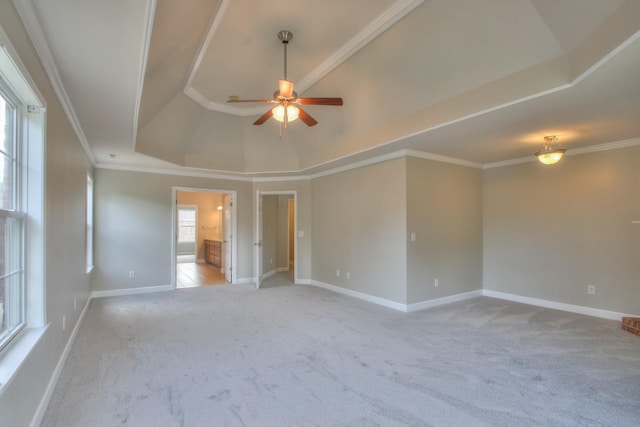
[205, 240, 221, 267]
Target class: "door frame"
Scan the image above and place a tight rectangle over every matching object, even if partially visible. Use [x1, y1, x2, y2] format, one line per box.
[172, 186, 238, 289]
[255, 190, 297, 287]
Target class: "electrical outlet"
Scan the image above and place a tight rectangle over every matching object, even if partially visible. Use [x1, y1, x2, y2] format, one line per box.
[587, 285, 596, 295]
[411, 232, 416, 242]
[129, 271, 135, 279]
[74, 297, 77, 311]
[434, 278, 439, 288]
[336, 269, 341, 278]
[270, 258, 273, 265]
[346, 272, 350, 279]
[62, 315, 66, 331]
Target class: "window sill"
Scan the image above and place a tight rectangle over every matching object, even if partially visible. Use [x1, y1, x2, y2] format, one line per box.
[0, 324, 49, 396]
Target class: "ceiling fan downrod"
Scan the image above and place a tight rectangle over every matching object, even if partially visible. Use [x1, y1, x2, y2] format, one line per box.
[278, 30, 293, 81]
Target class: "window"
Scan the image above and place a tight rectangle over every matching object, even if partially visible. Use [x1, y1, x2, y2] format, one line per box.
[0, 24, 45, 372]
[0, 77, 25, 350]
[178, 206, 196, 243]
[86, 173, 94, 272]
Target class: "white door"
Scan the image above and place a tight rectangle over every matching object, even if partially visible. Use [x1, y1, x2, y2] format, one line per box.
[223, 194, 233, 283]
[255, 193, 263, 288]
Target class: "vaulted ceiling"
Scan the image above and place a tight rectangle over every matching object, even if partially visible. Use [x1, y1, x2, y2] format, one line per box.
[16, 0, 640, 177]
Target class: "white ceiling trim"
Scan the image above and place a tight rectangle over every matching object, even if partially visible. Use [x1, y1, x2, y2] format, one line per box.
[571, 28, 640, 87]
[131, 0, 157, 150]
[95, 162, 254, 182]
[13, 0, 96, 165]
[294, 0, 425, 94]
[182, 0, 232, 104]
[98, 137, 640, 182]
[184, 0, 425, 116]
[403, 149, 482, 169]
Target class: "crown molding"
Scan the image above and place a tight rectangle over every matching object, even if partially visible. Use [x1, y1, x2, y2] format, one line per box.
[182, 0, 231, 99]
[295, 0, 425, 94]
[98, 136, 640, 182]
[132, 0, 157, 149]
[184, 0, 425, 115]
[95, 162, 255, 182]
[12, 0, 96, 165]
[403, 149, 483, 169]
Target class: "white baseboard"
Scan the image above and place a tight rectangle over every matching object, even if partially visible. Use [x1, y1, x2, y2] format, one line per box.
[309, 280, 483, 313]
[91, 285, 173, 299]
[406, 290, 483, 312]
[261, 269, 278, 280]
[236, 277, 254, 285]
[295, 278, 312, 285]
[30, 296, 91, 427]
[310, 280, 408, 311]
[483, 289, 637, 320]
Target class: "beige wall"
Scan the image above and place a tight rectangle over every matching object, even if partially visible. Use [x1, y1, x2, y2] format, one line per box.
[0, 3, 92, 425]
[406, 157, 483, 304]
[483, 145, 640, 314]
[312, 158, 408, 303]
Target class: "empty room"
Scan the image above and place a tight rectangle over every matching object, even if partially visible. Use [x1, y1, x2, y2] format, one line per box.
[1, 1, 639, 426]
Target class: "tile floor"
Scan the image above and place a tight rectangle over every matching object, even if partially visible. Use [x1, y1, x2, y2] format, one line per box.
[176, 261, 227, 288]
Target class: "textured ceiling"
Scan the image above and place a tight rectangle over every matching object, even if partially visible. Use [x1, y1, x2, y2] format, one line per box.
[16, 0, 640, 177]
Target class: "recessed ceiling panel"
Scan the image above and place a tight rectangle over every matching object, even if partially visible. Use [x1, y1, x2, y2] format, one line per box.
[190, 0, 396, 105]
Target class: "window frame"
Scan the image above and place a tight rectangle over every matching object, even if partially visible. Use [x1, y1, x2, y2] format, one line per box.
[0, 21, 47, 393]
[0, 76, 27, 351]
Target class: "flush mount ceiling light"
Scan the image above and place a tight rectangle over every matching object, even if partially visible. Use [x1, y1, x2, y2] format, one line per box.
[535, 135, 566, 165]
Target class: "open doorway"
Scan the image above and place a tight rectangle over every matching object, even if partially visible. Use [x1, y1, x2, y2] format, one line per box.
[256, 191, 296, 289]
[172, 188, 236, 289]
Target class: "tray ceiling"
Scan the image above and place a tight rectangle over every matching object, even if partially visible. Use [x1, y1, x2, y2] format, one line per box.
[14, 0, 640, 177]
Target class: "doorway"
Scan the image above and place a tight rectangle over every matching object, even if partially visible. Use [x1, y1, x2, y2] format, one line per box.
[256, 191, 296, 289]
[172, 187, 237, 289]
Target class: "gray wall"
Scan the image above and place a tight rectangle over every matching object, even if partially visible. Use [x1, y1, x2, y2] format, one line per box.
[406, 157, 483, 304]
[311, 158, 408, 303]
[0, 3, 92, 425]
[483, 145, 640, 314]
[93, 170, 253, 290]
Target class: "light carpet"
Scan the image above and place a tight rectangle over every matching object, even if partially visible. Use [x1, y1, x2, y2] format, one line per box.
[41, 277, 640, 426]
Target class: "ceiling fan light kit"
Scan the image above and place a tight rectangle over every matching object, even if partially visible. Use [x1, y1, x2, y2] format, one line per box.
[535, 135, 566, 165]
[228, 30, 343, 135]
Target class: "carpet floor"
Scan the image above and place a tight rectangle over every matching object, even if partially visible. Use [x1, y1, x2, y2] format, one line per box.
[41, 278, 640, 426]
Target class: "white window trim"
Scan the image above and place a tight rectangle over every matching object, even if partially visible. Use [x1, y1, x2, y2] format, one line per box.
[0, 24, 47, 394]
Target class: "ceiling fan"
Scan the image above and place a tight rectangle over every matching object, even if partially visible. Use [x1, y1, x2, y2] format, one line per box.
[227, 30, 343, 134]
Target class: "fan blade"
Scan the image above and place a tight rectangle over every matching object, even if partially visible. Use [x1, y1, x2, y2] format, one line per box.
[279, 79, 295, 98]
[297, 106, 318, 127]
[253, 109, 273, 125]
[228, 99, 273, 103]
[297, 97, 343, 106]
